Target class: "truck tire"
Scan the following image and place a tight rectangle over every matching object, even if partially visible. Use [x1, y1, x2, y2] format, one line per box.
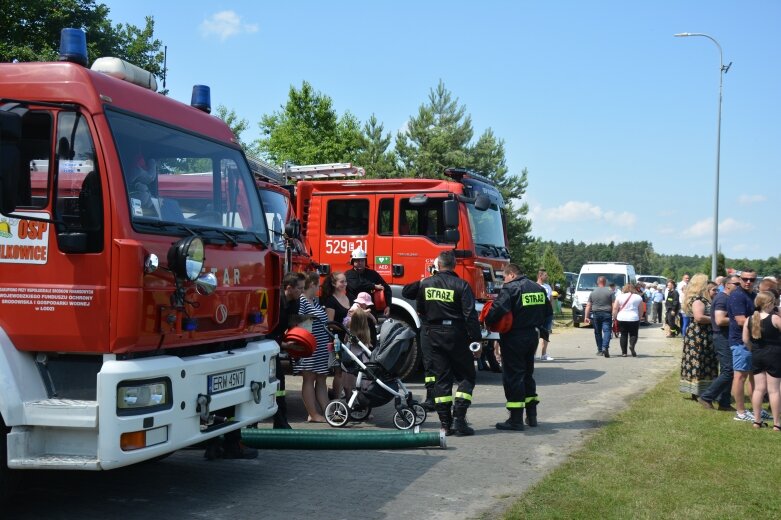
[389, 312, 420, 381]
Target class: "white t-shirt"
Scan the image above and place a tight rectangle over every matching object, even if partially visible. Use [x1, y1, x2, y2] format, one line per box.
[615, 293, 642, 322]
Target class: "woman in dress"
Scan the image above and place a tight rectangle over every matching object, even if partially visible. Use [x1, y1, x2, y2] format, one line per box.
[294, 271, 331, 422]
[321, 271, 352, 399]
[743, 291, 781, 430]
[678, 274, 717, 400]
[612, 283, 643, 358]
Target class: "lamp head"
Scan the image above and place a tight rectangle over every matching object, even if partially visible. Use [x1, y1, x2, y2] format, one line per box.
[673, 33, 692, 37]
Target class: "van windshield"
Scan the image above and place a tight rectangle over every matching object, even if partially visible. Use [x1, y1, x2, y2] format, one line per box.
[577, 273, 627, 291]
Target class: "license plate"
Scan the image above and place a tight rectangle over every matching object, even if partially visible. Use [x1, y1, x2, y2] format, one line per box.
[207, 368, 246, 395]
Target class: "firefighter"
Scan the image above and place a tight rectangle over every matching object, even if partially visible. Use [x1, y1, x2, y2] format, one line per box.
[345, 247, 392, 319]
[416, 250, 481, 436]
[484, 263, 551, 431]
[401, 257, 441, 412]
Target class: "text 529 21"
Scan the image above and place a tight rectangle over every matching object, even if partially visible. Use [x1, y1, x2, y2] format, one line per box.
[325, 239, 367, 255]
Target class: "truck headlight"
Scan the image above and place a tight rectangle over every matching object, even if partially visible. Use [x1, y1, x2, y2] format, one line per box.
[573, 296, 581, 310]
[117, 378, 171, 415]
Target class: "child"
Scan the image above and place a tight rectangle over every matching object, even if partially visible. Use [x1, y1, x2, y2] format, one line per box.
[344, 292, 377, 328]
[342, 308, 373, 397]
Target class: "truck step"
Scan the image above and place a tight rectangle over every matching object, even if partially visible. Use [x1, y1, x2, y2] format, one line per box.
[8, 454, 99, 470]
[23, 398, 98, 428]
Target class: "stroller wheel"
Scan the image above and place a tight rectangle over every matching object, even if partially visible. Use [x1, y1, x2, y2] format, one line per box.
[325, 400, 350, 427]
[349, 405, 372, 422]
[393, 408, 416, 430]
[412, 404, 427, 426]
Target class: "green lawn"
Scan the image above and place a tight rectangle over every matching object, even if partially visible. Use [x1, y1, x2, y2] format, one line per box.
[503, 369, 781, 519]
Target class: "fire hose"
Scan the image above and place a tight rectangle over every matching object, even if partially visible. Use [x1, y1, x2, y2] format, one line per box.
[242, 428, 446, 450]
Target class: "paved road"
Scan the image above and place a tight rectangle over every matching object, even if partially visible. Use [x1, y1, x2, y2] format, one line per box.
[6, 324, 680, 519]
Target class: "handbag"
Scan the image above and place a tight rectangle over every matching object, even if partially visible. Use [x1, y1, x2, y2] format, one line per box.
[613, 294, 633, 333]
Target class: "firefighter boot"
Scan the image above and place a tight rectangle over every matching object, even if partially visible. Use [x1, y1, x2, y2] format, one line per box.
[421, 387, 436, 412]
[495, 408, 525, 431]
[525, 403, 538, 427]
[437, 409, 455, 436]
[453, 406, 475, 437]
[273, 396, 292, 429]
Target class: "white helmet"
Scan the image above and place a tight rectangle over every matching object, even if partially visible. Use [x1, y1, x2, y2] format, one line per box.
[350, 247, 367, 262]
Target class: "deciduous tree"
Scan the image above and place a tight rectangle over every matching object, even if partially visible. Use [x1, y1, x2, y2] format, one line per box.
[254, 81, 362, 166]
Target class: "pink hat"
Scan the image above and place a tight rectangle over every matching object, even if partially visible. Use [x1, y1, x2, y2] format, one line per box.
[355, 292, 373, 306]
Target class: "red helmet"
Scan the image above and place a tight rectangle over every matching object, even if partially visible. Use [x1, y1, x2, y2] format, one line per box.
[284, 327, 317, 359]
[479, 300, 513, 334]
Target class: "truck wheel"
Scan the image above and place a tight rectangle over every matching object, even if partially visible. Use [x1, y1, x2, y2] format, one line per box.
[390, 313, 420, 381]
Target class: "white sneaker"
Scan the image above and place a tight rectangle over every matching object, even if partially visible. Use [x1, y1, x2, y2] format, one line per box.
[541, 354, 555, 361]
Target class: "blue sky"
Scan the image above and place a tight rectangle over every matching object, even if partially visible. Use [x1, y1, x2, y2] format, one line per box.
[102, 1, 779, 261]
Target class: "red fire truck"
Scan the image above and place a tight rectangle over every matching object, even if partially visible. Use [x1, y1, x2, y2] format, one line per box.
[0, 30, 280, 497]
[291, 166, 510, 376]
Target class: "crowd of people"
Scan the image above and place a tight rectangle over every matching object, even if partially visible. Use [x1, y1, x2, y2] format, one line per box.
[674, 270, 781, 429]
[207, 249, 781, 459]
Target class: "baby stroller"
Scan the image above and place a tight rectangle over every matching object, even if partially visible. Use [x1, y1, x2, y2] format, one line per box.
[324, 319, 427, 430]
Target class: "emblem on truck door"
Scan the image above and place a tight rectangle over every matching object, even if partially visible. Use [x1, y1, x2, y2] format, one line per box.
[214, 304, 228, 324]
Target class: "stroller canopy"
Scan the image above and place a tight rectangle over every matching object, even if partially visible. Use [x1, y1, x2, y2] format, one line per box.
[370, 319, 415, 375]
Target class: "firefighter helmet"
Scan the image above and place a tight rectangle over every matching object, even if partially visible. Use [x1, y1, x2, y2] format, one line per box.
[350, 247, 367, 262]
[479, 299, 513, 333]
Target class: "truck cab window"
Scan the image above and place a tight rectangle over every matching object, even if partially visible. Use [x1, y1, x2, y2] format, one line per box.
[19, 111, 52, 209]
[399, 198, 445, 242]
[326, 199, 369, 235]
[55, 112, 103, 252]
[378, 198, 393, 236]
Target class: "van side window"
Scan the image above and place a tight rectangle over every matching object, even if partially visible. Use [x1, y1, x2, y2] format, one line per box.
[18, 111, 52, 209]
[326, 199, 369, 235]
[378, 198, 393, 236]
[55, 112, 103, 252]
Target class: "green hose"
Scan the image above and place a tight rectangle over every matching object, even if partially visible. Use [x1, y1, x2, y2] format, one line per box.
[242, 428, 446, 450]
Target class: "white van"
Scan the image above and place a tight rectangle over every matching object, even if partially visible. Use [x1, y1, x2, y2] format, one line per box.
[572, 262, 637, 327]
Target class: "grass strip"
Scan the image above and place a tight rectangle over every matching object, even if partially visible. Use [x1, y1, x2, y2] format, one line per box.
[504, 369, 781, 519]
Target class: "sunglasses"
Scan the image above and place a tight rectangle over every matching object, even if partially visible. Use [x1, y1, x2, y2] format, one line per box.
[741, 277, 756, 283]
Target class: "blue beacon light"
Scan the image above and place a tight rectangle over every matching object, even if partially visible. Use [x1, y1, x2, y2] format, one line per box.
[191, 85, 211, 113]
[58, 28, 88, 67]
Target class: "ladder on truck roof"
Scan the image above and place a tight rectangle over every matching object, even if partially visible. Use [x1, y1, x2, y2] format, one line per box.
[282, 162, 365, 181]
[247, 158, 366, 184]
[247, 155, 284, 185]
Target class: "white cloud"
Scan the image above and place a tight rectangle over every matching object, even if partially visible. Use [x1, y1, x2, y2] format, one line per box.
[719, 218, 752, 233]
[738, 194, 766, 205]
[681, 217, 752, 238]
[199, 11, 258, 41]
[540, 201, 636, 228]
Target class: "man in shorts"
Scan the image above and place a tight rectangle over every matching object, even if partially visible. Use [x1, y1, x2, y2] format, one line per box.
[728, 269, 757, 421]
[535, 269, 555, 361]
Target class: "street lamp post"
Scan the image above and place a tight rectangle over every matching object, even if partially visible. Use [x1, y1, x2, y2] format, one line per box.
[674, 32, 731, 280]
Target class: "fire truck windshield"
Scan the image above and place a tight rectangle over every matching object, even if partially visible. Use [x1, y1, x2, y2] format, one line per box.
[467, 203, 508, 257]
[107, 110, 267, 242]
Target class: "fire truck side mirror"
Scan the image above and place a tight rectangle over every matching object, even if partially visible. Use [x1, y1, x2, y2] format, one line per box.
[0, 109, 23, 215]
[443, 228, 460, 244]
[285, 219, 301, 240]
[474, 194, 491, 212]
[443, 199, 458, 228]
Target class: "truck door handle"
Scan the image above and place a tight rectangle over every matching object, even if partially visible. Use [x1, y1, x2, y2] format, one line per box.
[392, 264, 404, 277]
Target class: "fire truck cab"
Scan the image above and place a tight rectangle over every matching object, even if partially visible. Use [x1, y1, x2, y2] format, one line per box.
[0, 30, 280, 497]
